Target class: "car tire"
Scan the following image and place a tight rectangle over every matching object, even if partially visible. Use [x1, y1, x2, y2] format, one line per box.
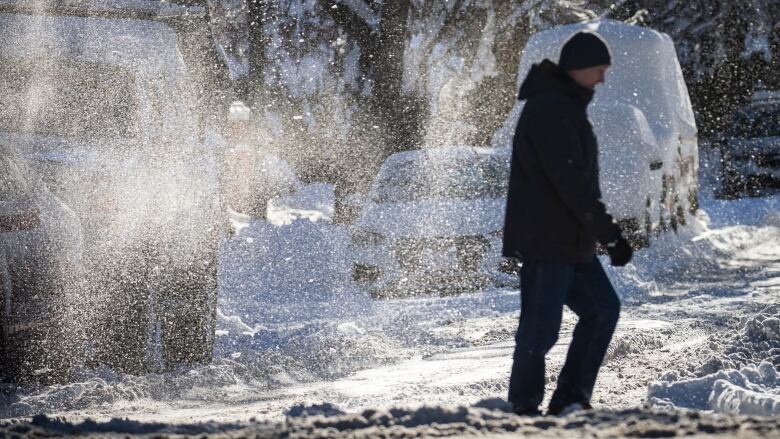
[94, 264, 153, 375]
[659, 174, 674, 232]
[159, 254, 218, 368]
[687, 186, 699, 214]
[94, 248, 218, 374]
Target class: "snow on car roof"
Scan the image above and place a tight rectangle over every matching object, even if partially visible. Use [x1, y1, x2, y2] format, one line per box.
[521, 19, 669, 62]
[0, 13, 184, 74]
[517, 19, 696, 141]
[381, 145, 506, 169]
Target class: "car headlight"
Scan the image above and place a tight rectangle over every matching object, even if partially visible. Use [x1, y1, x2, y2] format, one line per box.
[351, 228, 385, 247]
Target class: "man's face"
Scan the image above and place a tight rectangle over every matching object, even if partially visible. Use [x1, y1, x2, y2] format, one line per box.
[566, 64, 610, 90]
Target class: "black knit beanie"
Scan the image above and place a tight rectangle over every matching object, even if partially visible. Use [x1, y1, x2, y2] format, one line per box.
[558, 31, 612, 70]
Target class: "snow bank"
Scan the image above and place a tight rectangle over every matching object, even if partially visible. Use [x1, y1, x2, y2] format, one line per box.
[0, 314, 410, 419]
[213, 315, 410, 381]
[649, 362, 780, 417]
[277, 399, 778, 437]
[711, 370, 780, 417]
[284, 399, 519, 436]
[647, 306, 780, 416]
[0, 364, 250, 419]
[218, 213, 365, 326]
[7, 404, 780, 437]
[605, 332, 665, 363]
[703, 193, 780, 229]
[601, 216, 718, 301]
[603, 195, 780, 302]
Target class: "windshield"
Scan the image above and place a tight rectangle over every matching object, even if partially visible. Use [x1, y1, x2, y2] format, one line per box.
[372, 152, 506, 203]
[730, 106, 780, 139]
[0, 57, 139, 141]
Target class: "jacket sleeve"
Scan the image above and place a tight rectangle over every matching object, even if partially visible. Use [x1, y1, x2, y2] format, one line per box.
[526, 110, 621, 245]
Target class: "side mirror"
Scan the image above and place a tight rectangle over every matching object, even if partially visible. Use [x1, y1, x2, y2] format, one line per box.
[0, 201, 41, 232]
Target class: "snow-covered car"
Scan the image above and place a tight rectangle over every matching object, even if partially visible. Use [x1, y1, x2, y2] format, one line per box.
[0, 1, 228, 373]
[718, 89, 780, 198]
[495, 19, 699, 245]
[0, 142, 84, 384]
[350, 146, 513, 298]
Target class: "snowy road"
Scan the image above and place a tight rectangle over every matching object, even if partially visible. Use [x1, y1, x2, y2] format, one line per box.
[2, 190, 780, 436]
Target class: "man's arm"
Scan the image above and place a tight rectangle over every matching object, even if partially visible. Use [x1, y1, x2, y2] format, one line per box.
[527, 111, 621, 245]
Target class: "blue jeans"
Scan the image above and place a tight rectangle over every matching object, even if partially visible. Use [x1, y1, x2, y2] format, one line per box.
[508, 258, 621, 410]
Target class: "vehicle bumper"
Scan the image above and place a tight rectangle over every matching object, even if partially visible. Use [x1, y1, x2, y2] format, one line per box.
[368, 272, 491, 299]
[351, 235, 509, 297]
[727, 153, 780, 187]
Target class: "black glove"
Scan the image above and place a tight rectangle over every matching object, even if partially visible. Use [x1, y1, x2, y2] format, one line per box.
[606, 235, 633, 267]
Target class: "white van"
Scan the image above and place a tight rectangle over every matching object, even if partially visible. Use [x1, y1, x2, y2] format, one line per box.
[495, 20, 699, 245]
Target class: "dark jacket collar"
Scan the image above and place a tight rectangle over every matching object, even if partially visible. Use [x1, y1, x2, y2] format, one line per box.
[517, 59, 594, 105]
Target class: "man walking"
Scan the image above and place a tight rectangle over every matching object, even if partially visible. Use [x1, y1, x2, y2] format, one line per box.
[502, 31, 634, 416]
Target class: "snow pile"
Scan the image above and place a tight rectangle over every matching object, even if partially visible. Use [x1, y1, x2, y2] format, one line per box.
[647, 306, 780, 416]
[603, 206, 780, 302]
[704, 194, 780, 228]
[649, 362, 780, 417]
[601, 216, 713, 301]
[285, 402, 346, 418]
[214, 315, 411, 381]
[278, 399, 780, 438]
[720, 306, 780, 369]
[604, 332, 665, 363]
[0, 364, 249, 419]
[284, 399, 520, 436]
[218, 214, 362, 326]
[0, 315, 410, 419]
[266, 183, 334, 226]
[0, 414, 251, 436]
[710, 366, 780, 417]
[5, 405, 780, 437]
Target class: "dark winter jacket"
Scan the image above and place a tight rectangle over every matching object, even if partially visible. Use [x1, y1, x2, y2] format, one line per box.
[502, 59, 621, 263]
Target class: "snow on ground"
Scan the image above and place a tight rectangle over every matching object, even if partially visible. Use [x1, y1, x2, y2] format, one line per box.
[1, 158, 780, 437]
[648, 306, 780, 417]
[5, 405, 780, 438]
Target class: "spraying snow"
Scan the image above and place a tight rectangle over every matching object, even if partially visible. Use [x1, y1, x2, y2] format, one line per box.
[0, 3, 778, 438]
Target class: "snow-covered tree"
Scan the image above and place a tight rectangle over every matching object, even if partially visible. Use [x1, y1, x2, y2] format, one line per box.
[207, 0, 778, 195]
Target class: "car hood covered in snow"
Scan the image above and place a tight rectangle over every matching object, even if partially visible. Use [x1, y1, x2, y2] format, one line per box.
[355, 197, 505, 240]
[356, 146, 509, 240]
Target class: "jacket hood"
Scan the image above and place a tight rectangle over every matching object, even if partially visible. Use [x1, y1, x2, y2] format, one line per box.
[517, 59, 594, 104]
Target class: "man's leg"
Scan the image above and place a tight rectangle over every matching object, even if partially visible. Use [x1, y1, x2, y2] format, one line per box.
[508, 261, 574, 412]
[549, 258, 621, 411]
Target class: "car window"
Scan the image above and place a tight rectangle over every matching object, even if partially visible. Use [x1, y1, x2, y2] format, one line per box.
[371, 153, 493, 203]
[0, 57, 140, 141]
[730, 106, 780, 138]
[0, 143, 33, 201]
